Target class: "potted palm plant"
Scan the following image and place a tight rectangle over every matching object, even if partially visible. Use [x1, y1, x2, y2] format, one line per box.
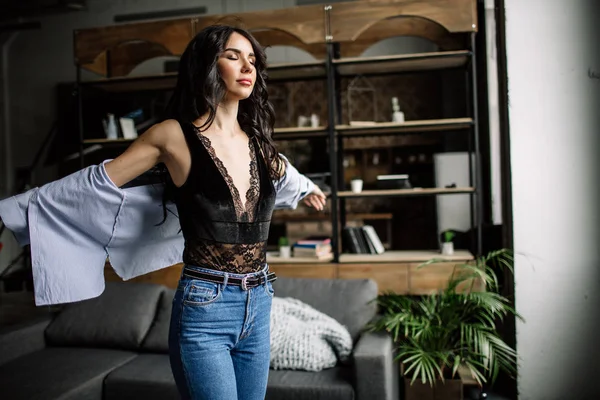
[368, 249, 522, 400]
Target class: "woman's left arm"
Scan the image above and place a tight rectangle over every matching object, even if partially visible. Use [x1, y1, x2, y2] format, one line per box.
[273, 154, 326, 211]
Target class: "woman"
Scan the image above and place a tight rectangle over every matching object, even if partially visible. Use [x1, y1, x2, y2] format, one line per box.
[104, 25, 326, 400]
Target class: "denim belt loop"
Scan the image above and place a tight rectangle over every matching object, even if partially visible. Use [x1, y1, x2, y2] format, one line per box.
[222, 272, 229, 288]
[261, 266, 269, 286]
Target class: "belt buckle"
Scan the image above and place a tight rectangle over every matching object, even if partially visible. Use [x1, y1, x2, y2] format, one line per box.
[241, 276, 249, 291]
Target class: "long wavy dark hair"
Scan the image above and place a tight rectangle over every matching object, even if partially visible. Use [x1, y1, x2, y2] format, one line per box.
[158, 24, 281, 221]
[165, 24, 280, 175]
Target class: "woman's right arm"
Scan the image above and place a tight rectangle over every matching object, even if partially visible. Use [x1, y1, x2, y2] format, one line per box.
[104, 119, 177, 188]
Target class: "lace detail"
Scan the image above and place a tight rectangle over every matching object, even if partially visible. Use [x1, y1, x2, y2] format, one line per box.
[195, 131, 260, 222]
[183, 238, 266, 274]
[184, 127, 265, 273]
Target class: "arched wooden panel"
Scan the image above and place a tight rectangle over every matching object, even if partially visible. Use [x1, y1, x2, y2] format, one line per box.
[250, 30, 326, 60]
[75, 5, 327, 76]
[192, 4, 326, 45]
[79, 40, 180, 78]
[73, 0, 476, 77]
[330, 0, 477, 43]
[338, 16, 465, 58]
[74, 18, 194, 66]
[80, 52, 107, 76]
[108, 41, 174, 77]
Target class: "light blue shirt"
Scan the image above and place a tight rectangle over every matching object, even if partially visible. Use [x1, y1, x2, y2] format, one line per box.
[0, 156, 315, 306]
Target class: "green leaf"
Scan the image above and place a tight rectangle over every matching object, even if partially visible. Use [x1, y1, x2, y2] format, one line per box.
[371, 249, 520, 387]
[452, 355, 462, 377]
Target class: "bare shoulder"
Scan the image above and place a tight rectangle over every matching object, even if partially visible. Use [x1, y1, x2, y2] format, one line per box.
[142, 119, 184, 148]
[104, 119, 185, 188]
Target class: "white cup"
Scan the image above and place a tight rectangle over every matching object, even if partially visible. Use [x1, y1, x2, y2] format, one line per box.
[350, 179, 363, 193]
[297, 116, 308, 127]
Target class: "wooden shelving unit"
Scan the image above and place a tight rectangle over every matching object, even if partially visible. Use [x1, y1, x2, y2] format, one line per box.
[74, 0, 483, 294]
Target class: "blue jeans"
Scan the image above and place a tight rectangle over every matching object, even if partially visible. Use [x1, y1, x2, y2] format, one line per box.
[168, 264, 274, 400]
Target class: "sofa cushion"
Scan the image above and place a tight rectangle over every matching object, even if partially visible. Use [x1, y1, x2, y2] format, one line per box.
[267, 367, 355, 400]
[141, 289, 175, 353]
[45, 281, 166, 350]
[272, 277, 377, 341]
[104, 354, 179, 400]
[0, 347, 137, 400]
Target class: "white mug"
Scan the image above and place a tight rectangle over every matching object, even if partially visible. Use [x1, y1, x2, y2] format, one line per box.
[297, 115, 308, 127]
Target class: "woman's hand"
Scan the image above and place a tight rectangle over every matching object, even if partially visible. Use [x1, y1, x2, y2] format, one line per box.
[302, 185, 327, 211]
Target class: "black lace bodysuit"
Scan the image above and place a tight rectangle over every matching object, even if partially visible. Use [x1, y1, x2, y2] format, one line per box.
[173, 122, 276, 274]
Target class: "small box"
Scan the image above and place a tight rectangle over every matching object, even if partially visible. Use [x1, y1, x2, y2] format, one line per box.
[376, 174, 411, 189]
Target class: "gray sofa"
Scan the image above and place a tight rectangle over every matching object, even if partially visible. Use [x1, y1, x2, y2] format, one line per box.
[0, 277, 399, 400]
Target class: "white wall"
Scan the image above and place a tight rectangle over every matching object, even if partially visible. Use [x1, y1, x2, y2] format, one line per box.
[507, 1, 600, 399]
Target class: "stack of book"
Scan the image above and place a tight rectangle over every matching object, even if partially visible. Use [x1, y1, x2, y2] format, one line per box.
[342, 225, 385, 254]
[292, 238, 333, 260]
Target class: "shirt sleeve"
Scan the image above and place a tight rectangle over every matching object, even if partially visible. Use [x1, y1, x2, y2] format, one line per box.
[272, 154, 316, 210]
[0, 161, 183, 306]
[0, 189, 36, 246]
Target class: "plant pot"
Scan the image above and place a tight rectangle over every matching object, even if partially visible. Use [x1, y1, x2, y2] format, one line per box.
[279, 245, 291, 258]
[441, 241, 454, 255]
[350, 179, 363, 193]
[404, 377, 463, 400]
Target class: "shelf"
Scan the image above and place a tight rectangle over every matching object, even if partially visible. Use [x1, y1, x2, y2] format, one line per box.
[338, 187, 475, 198]
[272, 126, 328, 140]
[81, 73, 178, 92]
[272, 212, 393, 223]
[339, 250, 474, 264]
[267, 60, 326, 81]
[267, 252, 334, 264]
[79, 61, 326, 92]
[83, 138, 134, 145]
[334, 50, 471, 76]
[82, 126, 328, 145]
[336, 118, 473, 136]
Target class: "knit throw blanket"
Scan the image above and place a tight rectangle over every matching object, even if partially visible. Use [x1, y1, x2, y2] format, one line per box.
[270, 297, 353, 371]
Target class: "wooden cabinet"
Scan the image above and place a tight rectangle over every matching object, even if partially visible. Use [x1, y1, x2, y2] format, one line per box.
[104, 250, 481, 294]
[104, 262, 183, 290]
[269, 264, 337, 280]
[338, 263, 410, 294]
